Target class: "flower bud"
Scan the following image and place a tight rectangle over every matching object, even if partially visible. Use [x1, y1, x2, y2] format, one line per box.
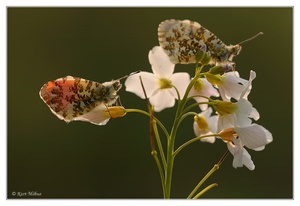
[200, 51, 211, 65]
[208, 65, 223, 75]
[221, 63, 234, 72]
[213, 100, 237, 116]
[195, 44, 207, 63]
[108, 106, 127, 119]
[204, 72, 223, 86]
[208, 63, 234, 75]
[200, 44, 207, 52]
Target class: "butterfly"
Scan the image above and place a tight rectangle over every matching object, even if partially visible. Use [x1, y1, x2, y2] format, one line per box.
[39, 72, 139, 125]
[158, 19, 262, 68]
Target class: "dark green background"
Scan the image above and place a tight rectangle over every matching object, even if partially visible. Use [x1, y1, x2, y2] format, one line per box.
[8, 8, 293, 198]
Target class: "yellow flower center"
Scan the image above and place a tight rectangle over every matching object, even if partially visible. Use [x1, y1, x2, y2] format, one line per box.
[194, 115, 209, 133]
[159, 78, 172, 89]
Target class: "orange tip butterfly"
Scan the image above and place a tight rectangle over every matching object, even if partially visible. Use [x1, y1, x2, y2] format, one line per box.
[39, 71, 139, 125]
[158, 19, 263, 68]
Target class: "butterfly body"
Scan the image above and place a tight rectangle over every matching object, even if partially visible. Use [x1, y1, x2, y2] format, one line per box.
[158, 19, 242, 67]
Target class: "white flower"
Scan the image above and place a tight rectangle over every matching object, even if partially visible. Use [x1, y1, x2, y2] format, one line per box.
[193, 107, 218, 143]
[189, 78, 219, 111]
[125, 46, 190, 112]
[220, 124, 273, 170]
[215, 71, 259, 132]
[217, 71, 248, 102]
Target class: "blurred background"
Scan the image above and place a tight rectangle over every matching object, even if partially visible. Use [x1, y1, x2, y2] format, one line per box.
[7, 7, 292, 198]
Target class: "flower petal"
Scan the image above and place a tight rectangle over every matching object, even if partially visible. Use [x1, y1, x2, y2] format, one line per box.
[169, 72, 190, 99]
[235, 124, 273, 150]
[193, 107, 218, 143]
[207, 114, 218, 134]
[149, 46, 174, 78]
[201, 136, 216, 143]
[217, 114, 234, 132]
[73, 104, 111, 125]
[125, 71, 159, 99]
[202, 78, 219, 97]
[241, 70, 256, 99]
[242, 150, 255, 170]
[218, 86, 230, 101]
[219, 71, 248, 101]
[150, 89, 175, 112]
[194, 96, 209, 111]
[227, 141, 243, 168]
[193, 121, 216, 143]
[189, 78, 219, 111]
[201, 107, 213, 119]
[249, 107, 260, 121]
[227, 141, 255, 170]
[235, 98, 253, 127]
[253, 146, 265, 151]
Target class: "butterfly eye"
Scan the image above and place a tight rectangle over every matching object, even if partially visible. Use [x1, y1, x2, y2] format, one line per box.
[235, 45, 242, 55]
[113, 81, 122, 92]
[230, 45, 242, 56]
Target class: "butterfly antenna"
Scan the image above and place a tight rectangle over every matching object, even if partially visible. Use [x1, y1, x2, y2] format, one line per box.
[116, 96, 123, 107]
[116, 70, 141, 81]
[237, 32, 263, 45]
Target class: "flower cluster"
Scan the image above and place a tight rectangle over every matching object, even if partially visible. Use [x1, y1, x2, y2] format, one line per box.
[125, 45, 272, 170]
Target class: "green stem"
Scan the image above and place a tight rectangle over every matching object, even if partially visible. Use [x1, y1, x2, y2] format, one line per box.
[173, 134, 220, 157]
[177, 112, 199, 127]
[153, 121, 167, 169]
[182, 102, 215, 115]
[138, 76, 167, 197]
[126, 109, 170, 140]
[172, 85, 181, 102]
[195, 64, 204, 76]
[188, 150, 230, 199]
[186, 94, 212, 102]
[164, 138, 175, 198]
[164, 109, 184, 198]
[179, 73, 204, 111]
[192, 183, 218, 199]
[151, 150, 166, 196]
[187, 164, 219, 199]
[183, 74, 202, 100]
[164, 72, 206, 198]
[164, 98, 185, 198]
[126, 108, 167, 175]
